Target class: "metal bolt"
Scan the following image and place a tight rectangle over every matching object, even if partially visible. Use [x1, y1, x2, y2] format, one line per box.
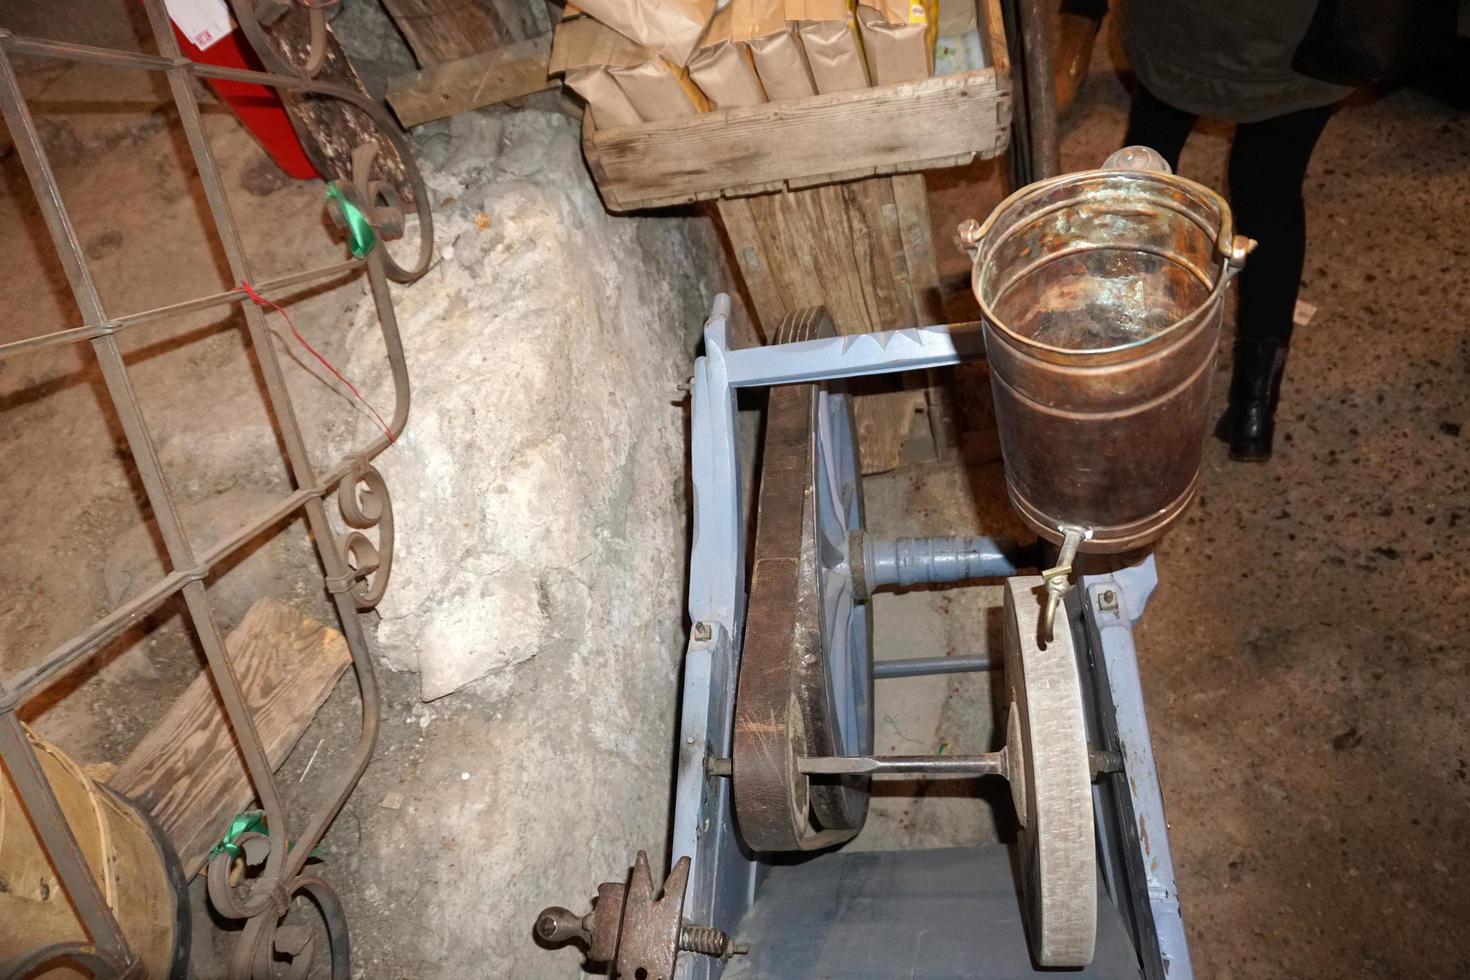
[1098, 589, 1118, 612]
[1089, 748, 1124, 776]
[957, 218, 983, 246]
[679, 923, 748, 960]
[692, 622, 712, 642]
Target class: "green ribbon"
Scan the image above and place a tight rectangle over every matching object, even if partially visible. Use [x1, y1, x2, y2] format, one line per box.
[207, 809, 323, 861]
[208, 809, 267, 860]
[326, 183, 377, 259]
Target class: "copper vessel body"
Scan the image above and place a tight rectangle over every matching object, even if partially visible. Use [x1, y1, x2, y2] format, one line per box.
[970, 169, 1241, 553]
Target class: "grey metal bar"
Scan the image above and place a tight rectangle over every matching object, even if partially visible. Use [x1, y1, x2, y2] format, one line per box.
[0, 711, 132, 968]
[798, 754, 1006, 776]
[873, 656, 993, 679]
[860, 534, 1023, 593]
[1084, 567, 1195, 978]
[0, 259, 363, 361]
[1015, 0, 1060, 180]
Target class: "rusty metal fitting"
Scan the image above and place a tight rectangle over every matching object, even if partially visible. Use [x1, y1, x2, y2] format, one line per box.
[957, 218, 983, 258]
[679, 923, 747, 960]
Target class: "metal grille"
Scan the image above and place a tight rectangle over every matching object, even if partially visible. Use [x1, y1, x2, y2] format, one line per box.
[0, 2, 433, 974]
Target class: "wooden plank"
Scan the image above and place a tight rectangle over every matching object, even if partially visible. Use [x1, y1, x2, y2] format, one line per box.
[381, 0, 547, 66]
[585, 68, 1008, 212]
[387, 33, 554, 127]
[715, 198, 784, 345]
[891, 173, 962, 457]
[111, 599, 351, 876]
[846, 178, 929, 470]
[890, 174, 945, 326]
[980, 0, 1011, 82]
[726, 179, 927, 473]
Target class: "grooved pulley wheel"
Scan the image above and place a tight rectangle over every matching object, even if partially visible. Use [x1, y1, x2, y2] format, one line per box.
[732, 309, 872, 852]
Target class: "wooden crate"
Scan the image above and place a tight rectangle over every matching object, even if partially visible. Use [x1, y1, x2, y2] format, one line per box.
[581, 0, 1011, 212]
[579, 0, 1011, 472]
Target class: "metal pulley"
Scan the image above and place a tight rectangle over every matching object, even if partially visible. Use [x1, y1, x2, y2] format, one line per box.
[962, 147, 1256, 641]
[717, 324, 1098, 966]
[731, 316, 873, 852]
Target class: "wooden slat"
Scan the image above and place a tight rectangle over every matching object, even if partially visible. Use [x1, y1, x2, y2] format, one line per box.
[381, 0, 546, 66]
[387, 33, 554, 127]
[111, 599, 351, 875]
[723, 179, 929, 473]
[890, 174, 945, 326]
[891, 173, 962, 457]
[586, 68, 1008, 213]
[715, 198, 783, 346]
[980, 0, 1011, 83]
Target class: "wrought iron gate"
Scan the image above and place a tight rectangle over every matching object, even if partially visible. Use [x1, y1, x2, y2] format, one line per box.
[0, 1, 432, 974]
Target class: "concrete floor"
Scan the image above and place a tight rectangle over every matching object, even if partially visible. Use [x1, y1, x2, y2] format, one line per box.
[2, 8, 1468, 980]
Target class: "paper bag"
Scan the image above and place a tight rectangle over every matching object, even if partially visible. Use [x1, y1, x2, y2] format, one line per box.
[609, 59, 712, 120]
[857, 0, 937, 85]
[740, 0, 817, 100]
[551, 17, 650, 128]
[793, 0, 869, 93]
[689, 3, 769, 108]
[566, 69, 645, 128]
[572, 0, 717, 67]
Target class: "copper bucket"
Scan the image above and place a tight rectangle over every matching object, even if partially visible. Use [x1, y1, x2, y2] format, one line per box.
[964, 151, 1253, 550]
[963, 149, 1252, 633]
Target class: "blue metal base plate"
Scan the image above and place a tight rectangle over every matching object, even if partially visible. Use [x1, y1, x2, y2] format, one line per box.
[723, 845, 1143, 980]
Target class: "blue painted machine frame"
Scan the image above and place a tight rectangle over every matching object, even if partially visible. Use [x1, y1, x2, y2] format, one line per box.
[673, 295, 1194, 979]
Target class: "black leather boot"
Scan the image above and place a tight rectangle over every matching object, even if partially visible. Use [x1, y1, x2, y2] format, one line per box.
[1214, 338, 1287, 461]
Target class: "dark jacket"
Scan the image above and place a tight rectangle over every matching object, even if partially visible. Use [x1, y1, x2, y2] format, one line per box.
[1122, 0, 1352, 122]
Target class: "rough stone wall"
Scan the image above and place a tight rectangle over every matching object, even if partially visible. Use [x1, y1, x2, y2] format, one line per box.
[337, 106, 718, 702]
[1, 7, 729, 968]
[308, 105, 728, 976]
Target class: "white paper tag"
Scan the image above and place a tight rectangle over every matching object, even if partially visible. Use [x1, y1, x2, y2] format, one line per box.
[1293, 299, 1318, 328]
[165, 0, 233, 51]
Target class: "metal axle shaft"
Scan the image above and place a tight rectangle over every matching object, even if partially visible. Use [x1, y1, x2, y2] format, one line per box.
[799, 753, 1007, 776]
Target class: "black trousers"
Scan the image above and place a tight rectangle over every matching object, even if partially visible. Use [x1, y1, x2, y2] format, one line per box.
[1123, 86, 1336, 347]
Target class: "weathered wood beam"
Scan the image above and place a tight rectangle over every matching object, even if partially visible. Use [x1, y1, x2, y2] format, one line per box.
[386, 33, 554, 127]
[110, 599, 351, 876]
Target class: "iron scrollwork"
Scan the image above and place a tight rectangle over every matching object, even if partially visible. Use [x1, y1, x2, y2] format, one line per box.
[0, 0, 433, 975]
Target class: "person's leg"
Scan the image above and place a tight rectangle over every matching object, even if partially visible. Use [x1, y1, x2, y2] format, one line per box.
[1217, 102, 1337, 461]
[1122, 85, 1198, 172]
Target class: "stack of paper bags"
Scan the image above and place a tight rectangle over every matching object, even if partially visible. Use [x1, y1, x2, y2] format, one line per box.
[572, 0, 717, 67]
[857, 0, 938, 84]
[689, 4, 768, 108]
[792, 0, 869, 93]
[550, 14, 710, 127]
